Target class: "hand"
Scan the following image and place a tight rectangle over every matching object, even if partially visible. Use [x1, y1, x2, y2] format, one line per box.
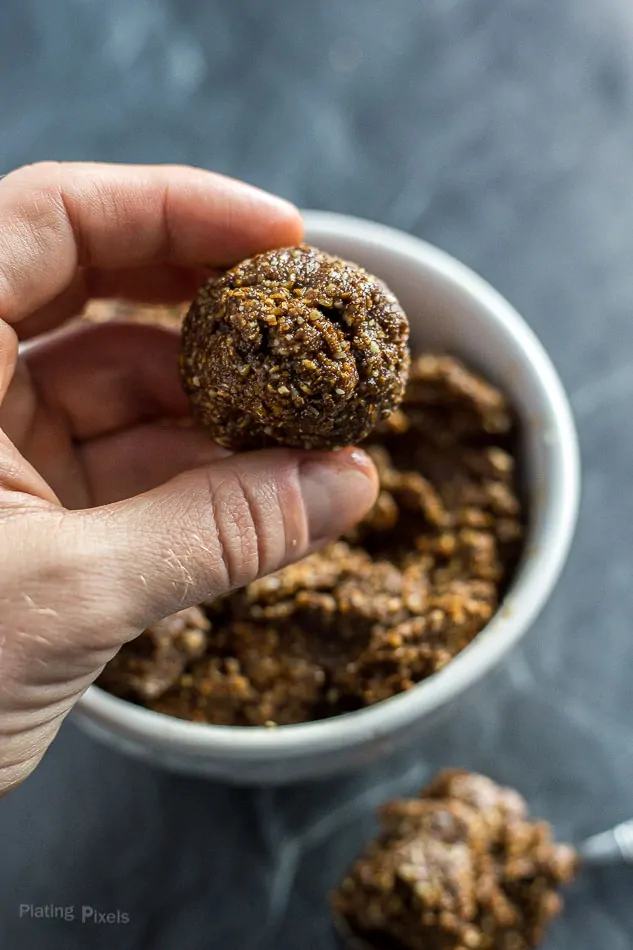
[0, 162, 378, 795]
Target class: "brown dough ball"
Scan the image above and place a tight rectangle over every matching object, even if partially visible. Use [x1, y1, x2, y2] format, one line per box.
[332, 770, 579, 950]
[179, 245, 410, 450]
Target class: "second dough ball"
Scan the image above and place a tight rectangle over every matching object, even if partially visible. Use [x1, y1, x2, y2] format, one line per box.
[179, 245, 410, 450]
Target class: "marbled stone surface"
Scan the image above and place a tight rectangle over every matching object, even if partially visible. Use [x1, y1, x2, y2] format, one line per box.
[2, 0, 633, 947]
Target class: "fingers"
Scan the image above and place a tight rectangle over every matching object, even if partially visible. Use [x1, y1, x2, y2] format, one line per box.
[9, 323, 233, 508]
[78, 422, 231, 505]
[17, 264, 213, 340]
[0, 320, 19, 401]
[0, 428, 60, 504]
[76, 447, 379, 629]
[0, 323, 60, 503]
[0, 161, 303, 331]
[86, 263, 214, 303]
[24, 322, 192, 439]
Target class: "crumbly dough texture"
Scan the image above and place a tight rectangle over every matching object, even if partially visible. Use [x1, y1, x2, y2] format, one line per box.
[90, 293, 524, 727]
[332, 770, 578, 950]
[179, 245, 410, 450]
[97, 607, 210, 702]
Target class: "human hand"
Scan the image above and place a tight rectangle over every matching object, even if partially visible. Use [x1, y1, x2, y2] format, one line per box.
[0, 162, 378, 795]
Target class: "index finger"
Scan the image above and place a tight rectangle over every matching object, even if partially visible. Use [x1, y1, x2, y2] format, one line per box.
[0, 161, 303, 326]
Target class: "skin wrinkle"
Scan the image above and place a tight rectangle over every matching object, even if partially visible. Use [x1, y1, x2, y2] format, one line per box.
[13, 625, 74, 657]
[30, 169, 82, 269]
[3, 599, 126, 712]
[23, 651, 113, 687]
[266, 464, 306, 572]
[234, 467, 268, 582]
[0, 665, 62, 711]
[80, 492, 212, 627]
[99, 478, 232, 626]
[8, 596, 109, 672]
[159, 179, 177, 264]
[0, 748, 47, 785]
[209, 470, 258, 592]
[0, 719, 60, 760]
[0, 701, 77, 739]
[6, 512, 126, 642]
[0, 755, 38, 779]
[32, 188, 69, 262]
[194, 472, 232, 595]
[164, 546, 197, 606]
[185, 534, 220, 568]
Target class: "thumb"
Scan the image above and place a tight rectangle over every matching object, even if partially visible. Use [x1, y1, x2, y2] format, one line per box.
[82, 446, 378, 630]
[0, 447, 376, 794]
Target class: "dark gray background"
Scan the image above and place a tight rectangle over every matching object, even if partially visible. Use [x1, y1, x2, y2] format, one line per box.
[2, 0, 633, 947]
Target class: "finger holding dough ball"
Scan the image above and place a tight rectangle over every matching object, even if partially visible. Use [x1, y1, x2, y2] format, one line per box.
[179, 245, 410, 450]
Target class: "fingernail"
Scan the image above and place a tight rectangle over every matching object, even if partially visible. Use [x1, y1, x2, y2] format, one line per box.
[299, 449, 378, 543]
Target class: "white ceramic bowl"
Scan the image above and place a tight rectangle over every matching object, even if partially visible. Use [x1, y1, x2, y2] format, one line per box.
[73, 212, 580, 785]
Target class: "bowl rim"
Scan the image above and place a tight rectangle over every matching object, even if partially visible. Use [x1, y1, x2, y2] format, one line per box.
[75, 210, 581, 760]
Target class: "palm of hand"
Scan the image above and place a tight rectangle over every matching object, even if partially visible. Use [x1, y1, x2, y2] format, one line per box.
[1, 321, 228, 510]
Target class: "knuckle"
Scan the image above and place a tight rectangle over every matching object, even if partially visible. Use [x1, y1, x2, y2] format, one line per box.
[208, 469, 263, 591]
[0, 164, 67, 242]
[0, 164, 65, 213]
[2, 161, 63, 188]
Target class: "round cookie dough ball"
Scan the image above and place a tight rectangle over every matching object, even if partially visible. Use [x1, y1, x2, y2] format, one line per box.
[179, 245, 410, 450]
